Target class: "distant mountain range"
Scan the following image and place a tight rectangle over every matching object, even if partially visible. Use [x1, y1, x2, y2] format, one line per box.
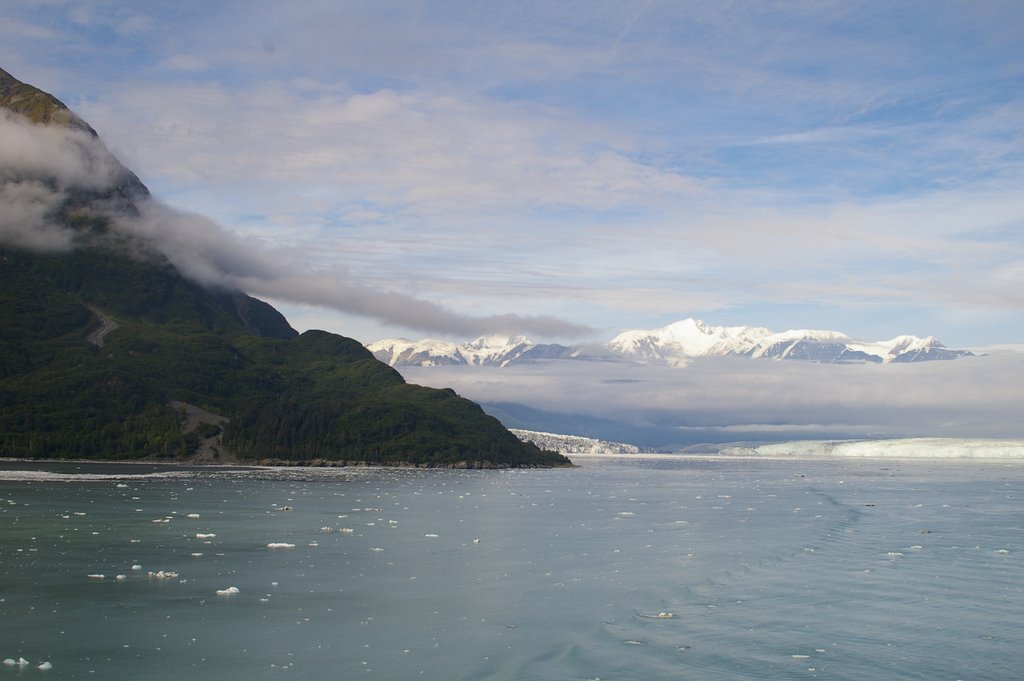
[369, 318, 973, 368]
[367, 335, 581, 367]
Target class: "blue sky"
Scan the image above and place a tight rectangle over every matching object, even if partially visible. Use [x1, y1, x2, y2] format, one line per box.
[3, 1, 1023, 348]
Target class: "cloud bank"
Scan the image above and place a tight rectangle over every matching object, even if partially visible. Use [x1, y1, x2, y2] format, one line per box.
[400, 353, 1024, 448]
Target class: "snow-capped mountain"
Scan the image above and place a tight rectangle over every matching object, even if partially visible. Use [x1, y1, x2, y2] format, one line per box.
[367, 335, 580, 368]
[608, 319, 973, 366]
[607, 319, 773, 367]
[368, 318, 973, 368]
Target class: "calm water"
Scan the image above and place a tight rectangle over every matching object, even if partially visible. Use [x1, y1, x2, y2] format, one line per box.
[1, 457, 1022, 680]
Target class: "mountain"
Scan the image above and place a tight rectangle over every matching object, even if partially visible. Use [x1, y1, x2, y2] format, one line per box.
[0, 67, 568, 468]
[370, 318, 972, 369]
[608, 319, 973, 366]
[368, 335, 580, 368]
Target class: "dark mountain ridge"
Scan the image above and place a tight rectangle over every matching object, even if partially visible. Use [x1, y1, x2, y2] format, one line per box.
[0, 67, 568, 467]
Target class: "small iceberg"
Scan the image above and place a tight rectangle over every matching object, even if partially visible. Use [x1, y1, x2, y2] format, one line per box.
[86, 574, 105, 580]
[267, 543, 295, 549]
[196, 533, 216, 539]
[38, 661, 53, 670]
[216, 586, 240, 596]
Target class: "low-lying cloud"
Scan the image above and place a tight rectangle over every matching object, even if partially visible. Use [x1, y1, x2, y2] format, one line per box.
[400, 353, 1024, 447]
[0, 110, 591, 338]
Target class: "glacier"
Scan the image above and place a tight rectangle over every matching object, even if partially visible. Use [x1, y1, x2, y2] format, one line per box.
[718, 438, 1024, 459]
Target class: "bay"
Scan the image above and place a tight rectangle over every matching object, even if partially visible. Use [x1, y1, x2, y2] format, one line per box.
[1, 456, 1022, 680]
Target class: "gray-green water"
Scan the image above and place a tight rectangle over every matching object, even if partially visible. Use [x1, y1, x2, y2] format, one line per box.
[1, 457, 1022, 680]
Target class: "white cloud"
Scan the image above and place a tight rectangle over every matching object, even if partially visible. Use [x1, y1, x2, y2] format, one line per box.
[80, 82, 698, 217]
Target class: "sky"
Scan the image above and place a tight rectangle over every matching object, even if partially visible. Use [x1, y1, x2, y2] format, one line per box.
[2, 1, 1023, 349]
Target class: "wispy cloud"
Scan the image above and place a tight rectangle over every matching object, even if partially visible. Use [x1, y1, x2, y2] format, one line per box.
[0, 109, 590, 338]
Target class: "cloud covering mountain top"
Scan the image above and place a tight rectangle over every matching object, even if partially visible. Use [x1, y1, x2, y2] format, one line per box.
[0, 76, 590, 339]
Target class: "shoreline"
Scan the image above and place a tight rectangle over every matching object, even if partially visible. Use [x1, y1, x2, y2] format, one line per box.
[0, 456, 575, 471]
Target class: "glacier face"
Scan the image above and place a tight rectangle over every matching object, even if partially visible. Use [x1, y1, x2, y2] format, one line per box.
[509, 429, 642, 455]
[720, 438, 1024, 459]
[368, 318, 973, 368]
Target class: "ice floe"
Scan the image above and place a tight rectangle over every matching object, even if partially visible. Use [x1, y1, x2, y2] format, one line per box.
[216, 586, 240, 596]
[267, 543, 296, 549]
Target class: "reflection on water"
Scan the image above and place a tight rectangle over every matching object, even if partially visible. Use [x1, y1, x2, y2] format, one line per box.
[1, 457, 1022, 680]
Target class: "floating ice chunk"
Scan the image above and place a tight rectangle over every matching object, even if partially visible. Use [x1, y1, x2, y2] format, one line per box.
[130, 564, 142, 571]
[38, 661, 53, 670]
[886, 552, 904, 558]
[996, 549, 1010, 555]
[87, 574, 105, 580]
[116, 484, 128, 488]
[370, 547, 384, 552]
[196, 533, 216, 539]
[2, 659, 16, 666]
[186, 513, 200, 519]
[267, 543, 295, 549]
[339, 528, 355, 534]
[791, 654, 811, 659]
[216, 586, 240, 596]
[115, 574, 127, 582]
[472, 538, 480, 544]
[191, 553, 203, 557]
[148, 570, 179, 579]
[655, 612, 674, 619]
[320, 527, 334, 533]
[424, 533, 439, 538]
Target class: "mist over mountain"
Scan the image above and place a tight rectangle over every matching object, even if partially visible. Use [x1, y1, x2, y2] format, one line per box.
[0, 66, 566, 467]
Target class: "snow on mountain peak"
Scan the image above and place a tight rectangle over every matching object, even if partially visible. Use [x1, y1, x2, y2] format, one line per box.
[465, 334, 532, 350]
[608, 318, 773, 365]
[369, 320, 972, 369]
[609, 319, 970, 365]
